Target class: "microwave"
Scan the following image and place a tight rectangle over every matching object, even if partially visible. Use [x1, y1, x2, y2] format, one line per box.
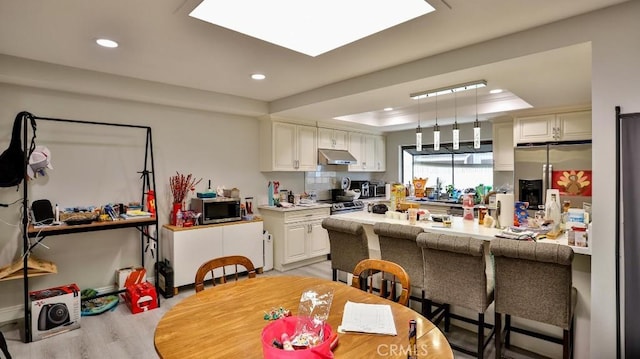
[191, 197, 241, 224]
[372, 184, 386, 198]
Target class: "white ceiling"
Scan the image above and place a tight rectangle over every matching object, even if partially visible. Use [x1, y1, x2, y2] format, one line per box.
[0, 0, 627, 132]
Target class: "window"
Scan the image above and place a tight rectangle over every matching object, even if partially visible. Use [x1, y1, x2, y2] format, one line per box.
[402, 141, 493, 197]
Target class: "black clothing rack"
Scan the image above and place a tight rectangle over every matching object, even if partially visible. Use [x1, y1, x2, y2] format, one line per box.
[17, 112, 160, 343]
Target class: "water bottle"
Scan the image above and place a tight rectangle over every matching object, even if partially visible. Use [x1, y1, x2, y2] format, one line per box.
[546, 194, 561, 231]
[176, 209, 184, 227]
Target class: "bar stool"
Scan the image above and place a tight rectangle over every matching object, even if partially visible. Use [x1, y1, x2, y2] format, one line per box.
[321, 218, 369, 283]
[417, 232, 495, 359]
[373, 223, 426, 313]
[490, 238, 576, 359]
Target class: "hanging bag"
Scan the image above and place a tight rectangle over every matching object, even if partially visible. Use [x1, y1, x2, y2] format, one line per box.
[0, 111, 36, 188]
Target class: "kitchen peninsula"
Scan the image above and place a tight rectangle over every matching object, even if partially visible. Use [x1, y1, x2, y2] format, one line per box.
[331, 210, 592, 255]
[330, 210, 592, 358]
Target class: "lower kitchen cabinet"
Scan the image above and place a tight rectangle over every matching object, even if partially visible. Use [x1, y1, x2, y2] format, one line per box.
[161, 220, 264, 287]
[260, 206, 330, 271]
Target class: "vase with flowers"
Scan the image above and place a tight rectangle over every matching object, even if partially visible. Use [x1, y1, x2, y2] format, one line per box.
[169, 172, 202, 225]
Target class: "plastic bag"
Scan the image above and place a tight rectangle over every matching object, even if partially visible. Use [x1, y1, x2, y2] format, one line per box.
[293, 285, 334, 346]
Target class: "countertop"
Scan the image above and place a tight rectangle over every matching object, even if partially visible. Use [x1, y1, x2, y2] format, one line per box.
[163, 217, 263, 232]
[330, 210, 591, 256]
[257, 203, 331, 212]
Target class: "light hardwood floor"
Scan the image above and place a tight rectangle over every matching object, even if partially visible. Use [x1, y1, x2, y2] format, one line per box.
[1, 260, 547, 359]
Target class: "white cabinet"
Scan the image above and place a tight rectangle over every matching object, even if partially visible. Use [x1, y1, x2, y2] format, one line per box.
[318, 128, 348, 150]
[348, 133, 385, 172]
[373, 135, 386, 172]
[492, 120, 514, 171]
[260, 121, 317, 171]
[514, 110, 591, 143]
[261, 207, 330, 271]
[161, 221, 264, 287]
[221, 221, 264, 273]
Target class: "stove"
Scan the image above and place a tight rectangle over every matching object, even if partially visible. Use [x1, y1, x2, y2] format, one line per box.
[328, 200, 365, 214]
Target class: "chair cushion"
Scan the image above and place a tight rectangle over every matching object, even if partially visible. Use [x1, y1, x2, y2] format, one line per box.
[322, 218, 369, 274]
[321, 217, 364, 236]
[373, 223, 425, 289]
[374, 222, 424, 241]
[418, 232, 493, 312]
[490, 238, 573, 265]
[416, 232, 484, 257]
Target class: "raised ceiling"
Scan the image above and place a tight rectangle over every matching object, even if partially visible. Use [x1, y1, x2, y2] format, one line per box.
[0, 0, 627, 131]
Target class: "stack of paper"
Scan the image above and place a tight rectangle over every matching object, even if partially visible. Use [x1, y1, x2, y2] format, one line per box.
[339, 301, 397, 335]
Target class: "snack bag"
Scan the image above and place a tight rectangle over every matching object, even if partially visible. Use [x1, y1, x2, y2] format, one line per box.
[413, 177, 427, 198]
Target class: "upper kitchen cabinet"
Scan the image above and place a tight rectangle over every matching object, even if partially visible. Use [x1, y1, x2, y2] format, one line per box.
[514, 110, 592, 144]
[492, 119, 514, 171]
[317, 128, 348, 150]
[260, 121, 318, 171]
[374, 135, 386, 172]
[348, 133, 385, 172]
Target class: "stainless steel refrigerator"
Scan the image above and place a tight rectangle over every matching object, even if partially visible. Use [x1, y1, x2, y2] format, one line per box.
[514, 141, 592, 213]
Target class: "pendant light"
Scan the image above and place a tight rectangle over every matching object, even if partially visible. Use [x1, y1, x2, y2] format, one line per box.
[416, 94, 422, 151]
[473, 86, 481, 149]
[452, 90, 460, 150]
[433, 93, 440, 151]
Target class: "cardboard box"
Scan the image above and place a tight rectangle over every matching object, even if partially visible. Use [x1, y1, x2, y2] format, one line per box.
[115, 266, 145, 290]
[29, 283, 81, 341]
[124, 281, 158, 314]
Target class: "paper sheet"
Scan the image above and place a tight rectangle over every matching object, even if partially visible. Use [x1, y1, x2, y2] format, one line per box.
[339, 301, 397, 335]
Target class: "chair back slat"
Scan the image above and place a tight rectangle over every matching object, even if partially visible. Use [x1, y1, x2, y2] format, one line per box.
[352, 259, 411, 306]
[194, 255, 256, 293]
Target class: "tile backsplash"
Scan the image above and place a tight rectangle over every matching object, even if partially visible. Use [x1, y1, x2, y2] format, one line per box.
[304, 171, 380, 200]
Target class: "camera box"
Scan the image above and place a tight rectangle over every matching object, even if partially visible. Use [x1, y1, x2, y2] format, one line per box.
[29, 283, 81, 342]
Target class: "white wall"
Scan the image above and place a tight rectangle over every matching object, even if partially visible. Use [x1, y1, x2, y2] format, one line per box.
[0, 82, 275, 320]
[590, 2, 640, 358]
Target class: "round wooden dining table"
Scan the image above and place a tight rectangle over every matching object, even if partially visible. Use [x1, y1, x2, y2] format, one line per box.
[154, 276, 453, 358]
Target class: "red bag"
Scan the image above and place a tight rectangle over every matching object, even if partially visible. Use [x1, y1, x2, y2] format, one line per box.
[261, 316, 337, 359]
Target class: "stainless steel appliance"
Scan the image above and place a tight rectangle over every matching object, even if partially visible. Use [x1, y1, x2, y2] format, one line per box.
[329, 200, 365, 214]
[350, 180, 370, 198]
[514, 141, 591, 213]
[370, 182, 386, 198]
[191, 197, 241, 224]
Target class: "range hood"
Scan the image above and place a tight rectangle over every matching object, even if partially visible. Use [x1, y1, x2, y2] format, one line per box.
[318, 149, 357, 165]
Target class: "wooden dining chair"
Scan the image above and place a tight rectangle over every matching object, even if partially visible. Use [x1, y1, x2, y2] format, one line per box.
[194, 255, 257, 293]
[351, 259, 411, 306]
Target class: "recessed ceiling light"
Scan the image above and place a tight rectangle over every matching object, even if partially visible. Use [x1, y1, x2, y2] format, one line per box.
[96, 38, 118, 48]
[490, 89, 504, 94]
[251, 73, 266, 80]
[190, 0, 435, 57]
[384, 107, 393, 111]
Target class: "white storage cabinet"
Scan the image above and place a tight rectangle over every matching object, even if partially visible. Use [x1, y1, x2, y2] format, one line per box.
[161, 221, 264, 287]
[261, 207, 330, 271]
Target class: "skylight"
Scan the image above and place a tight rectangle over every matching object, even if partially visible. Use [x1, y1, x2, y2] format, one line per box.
[189, 0, 435, 57]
